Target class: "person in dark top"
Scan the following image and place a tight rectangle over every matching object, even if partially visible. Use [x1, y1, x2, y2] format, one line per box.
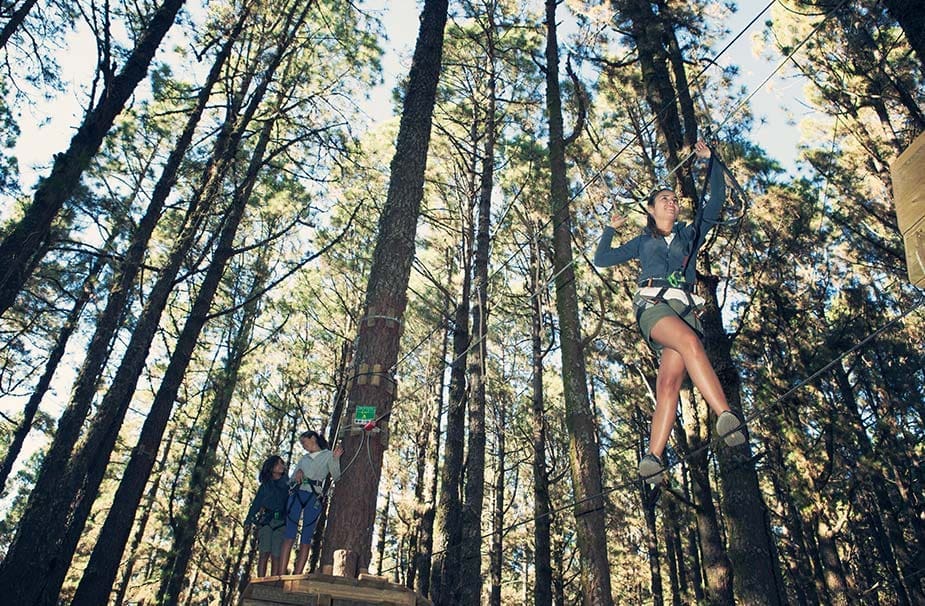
[594, 141, 746, 485]
[245, 455, 290, 576]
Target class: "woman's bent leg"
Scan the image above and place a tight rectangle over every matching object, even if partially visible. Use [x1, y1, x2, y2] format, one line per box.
[649, 314, 730, 416]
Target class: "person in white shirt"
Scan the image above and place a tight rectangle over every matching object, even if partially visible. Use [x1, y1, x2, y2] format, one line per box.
[279, 430, 343, 574]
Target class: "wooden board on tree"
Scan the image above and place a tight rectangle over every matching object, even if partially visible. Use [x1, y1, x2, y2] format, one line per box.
[891, 131, 925, 285]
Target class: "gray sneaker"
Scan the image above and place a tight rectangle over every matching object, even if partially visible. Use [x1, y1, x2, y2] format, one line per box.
[638, 453, 665, 485]
[716, 410, 746, 447]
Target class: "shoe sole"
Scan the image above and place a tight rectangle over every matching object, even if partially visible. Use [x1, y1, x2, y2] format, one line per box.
[717, 413, 747, 447]
[638, 458, 664, 485]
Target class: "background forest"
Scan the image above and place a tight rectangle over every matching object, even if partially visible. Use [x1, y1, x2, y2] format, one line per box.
[0, 0, 922, 605]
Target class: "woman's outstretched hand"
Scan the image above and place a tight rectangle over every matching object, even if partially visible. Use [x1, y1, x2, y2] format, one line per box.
[693, 140, 711, 159]
[609, 213, 628, 229]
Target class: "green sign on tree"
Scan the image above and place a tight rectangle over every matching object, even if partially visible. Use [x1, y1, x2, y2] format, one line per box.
[354, 405, 376, 425]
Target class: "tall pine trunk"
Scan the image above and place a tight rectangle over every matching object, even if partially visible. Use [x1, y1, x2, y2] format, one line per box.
[459, 32, 497, 605]
[416, 307, 448, 598]
[158, 255, 269, 605]
[529, 221, 553, 606]
[544, 2, 613, 603]
[113, 431, 175, 606]
[0, 0, 186, 317]
[673, 403, 733, 605]
[488, 393, 506, 606]
[320, 0, 449, 577]
[70, 104, 280, 606]
[0, 16, 250, 600]
[704, 280, 786, 605]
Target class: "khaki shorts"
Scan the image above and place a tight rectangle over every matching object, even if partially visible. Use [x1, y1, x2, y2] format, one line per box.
[257, 522, 286, 556]
[635, 296, 703, 353]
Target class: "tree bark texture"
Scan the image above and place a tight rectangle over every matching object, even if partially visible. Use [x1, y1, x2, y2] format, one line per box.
[544, 2, 614, 604]
[530, 226, 553, 606]
[459, 34, 497, 605]
[320, 0, 449, 575]
[0, 0, 186, 317]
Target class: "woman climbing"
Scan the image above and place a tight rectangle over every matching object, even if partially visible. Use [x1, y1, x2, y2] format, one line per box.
[244, 455, 290, 576]
[279, 430, 343, 574]
[594, 140, 746, 485]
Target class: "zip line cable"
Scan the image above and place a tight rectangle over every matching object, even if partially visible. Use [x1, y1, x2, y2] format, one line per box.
[379, 296, 924, 576]
[350, 0, 848, 428]
[408, 0, 786, 336]
[346, 0, 915, 580]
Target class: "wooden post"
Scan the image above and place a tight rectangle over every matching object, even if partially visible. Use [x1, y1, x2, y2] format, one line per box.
[891, 132, 925, 286]
[333, 549, 359, 578]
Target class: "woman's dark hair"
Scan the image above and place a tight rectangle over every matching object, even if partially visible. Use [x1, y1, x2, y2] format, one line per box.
[258, 455, 285, 484]
[646, 188, 675, 237]
[300, 430, 329, 450]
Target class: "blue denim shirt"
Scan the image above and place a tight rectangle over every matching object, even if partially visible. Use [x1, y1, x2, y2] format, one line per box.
[593, 160, 725, 285]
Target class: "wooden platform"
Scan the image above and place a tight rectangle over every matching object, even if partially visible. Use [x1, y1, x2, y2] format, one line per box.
[240, 573, 432, 606]
[892, 131, 925, 286]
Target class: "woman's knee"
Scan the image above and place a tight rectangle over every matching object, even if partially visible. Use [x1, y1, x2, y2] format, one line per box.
[656, 372, 683, 394]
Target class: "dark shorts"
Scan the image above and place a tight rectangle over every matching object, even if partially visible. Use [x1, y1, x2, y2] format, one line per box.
[257, 521, 285, 556]
[635, 295, 703, 353]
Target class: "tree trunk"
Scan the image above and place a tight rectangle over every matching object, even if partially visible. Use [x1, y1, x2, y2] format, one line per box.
[459, 26, 497, 604]
[641, 485, 664, 606]
[416, 309, 448, 598]
[488, 395, 505, 606]
[661, 498, 683, 606]
[529, 223, 553, 606]
[614, 0, 696, 197]
[701, 277, 785, 605]
[674, 398, 734, 606]
[375, 492, 391, 575]
[0, 14, 248, 600]
[883, 0, 925, 75]
[69, 94, 280, 606]
[544, 2, 613, 604]
[0, 0, 186, 317]
[113, 431, 175, 606]
[158, 256, 268, 605]
[320, 0, 448, 576]
[433, 290, 471, 602]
